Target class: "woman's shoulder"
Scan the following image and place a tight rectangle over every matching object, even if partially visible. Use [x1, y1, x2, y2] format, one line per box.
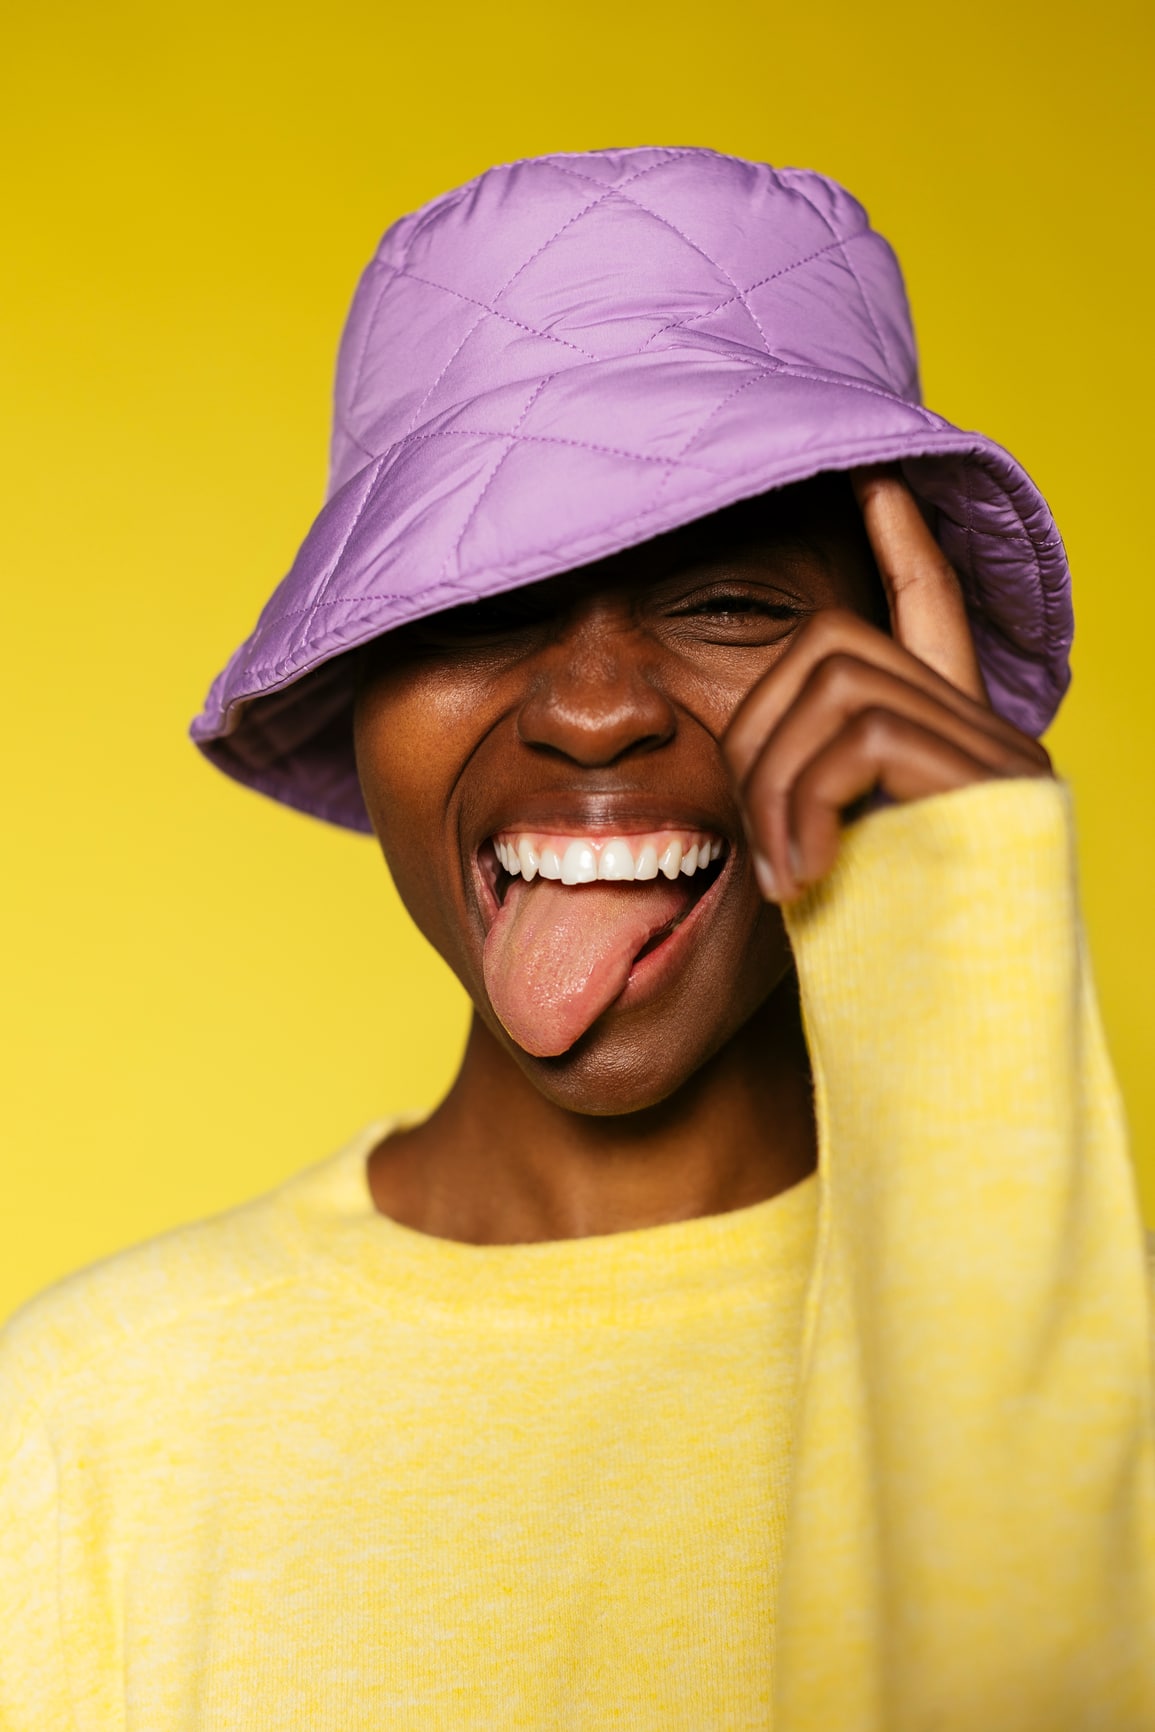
[0, 1128, 382, 1439]
[0, 1198, 280, 1429]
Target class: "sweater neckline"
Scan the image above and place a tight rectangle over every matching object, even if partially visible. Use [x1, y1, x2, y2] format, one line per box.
[273, 1120, 818, 1326]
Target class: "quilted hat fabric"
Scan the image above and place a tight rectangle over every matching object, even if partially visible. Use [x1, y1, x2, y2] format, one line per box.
[190, 147, 1072, 831]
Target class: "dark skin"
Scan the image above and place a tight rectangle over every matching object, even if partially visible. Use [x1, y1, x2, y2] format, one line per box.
[354, 469, 1052, 1245]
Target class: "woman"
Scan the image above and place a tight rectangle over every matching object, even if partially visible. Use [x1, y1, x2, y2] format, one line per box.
[3, 147, 1153, 1728]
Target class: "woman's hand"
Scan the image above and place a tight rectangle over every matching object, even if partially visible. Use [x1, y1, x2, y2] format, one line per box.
[722, 467, 1053, 903]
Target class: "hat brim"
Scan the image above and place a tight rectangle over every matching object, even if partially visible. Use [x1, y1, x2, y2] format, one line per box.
[191, 353, 1071, 832]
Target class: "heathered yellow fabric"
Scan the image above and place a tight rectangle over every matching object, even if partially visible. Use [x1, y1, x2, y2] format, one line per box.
[777, 779, 1155, 1728]
[2, 778, 1155, 1729]
[0, 1131, 816, 1726]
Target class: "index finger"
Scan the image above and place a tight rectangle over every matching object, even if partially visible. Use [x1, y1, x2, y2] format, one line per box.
[852, 466, 988, 705]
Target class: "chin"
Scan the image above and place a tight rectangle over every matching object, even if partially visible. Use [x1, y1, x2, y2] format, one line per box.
[494, 987, 777, 1118]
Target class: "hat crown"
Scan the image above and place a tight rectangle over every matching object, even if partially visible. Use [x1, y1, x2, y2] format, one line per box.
[329, 148, 921, 499]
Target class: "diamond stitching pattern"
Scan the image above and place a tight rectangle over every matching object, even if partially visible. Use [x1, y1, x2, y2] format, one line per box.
[351, 151, 899, 489]
[359, 359, 937, 485]
[650, 370, 777, 487]
[390, 268, 600, 360]
[282, 349, 948, 655]
[543, 158, 779, 361]
[194, 148, 1072, 800]
[441, 374, 557, 576]
[244, 428, 1048, 671]
[393, 427, 729, 468]
[386, 210, 597, 447]
[637, 233, 874, 353]
[382, 154, 697, 449]
[780, 179, 894, 385]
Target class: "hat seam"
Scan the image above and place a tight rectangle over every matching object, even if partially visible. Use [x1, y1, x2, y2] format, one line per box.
[242, 428, 1061, 699]
[354, 238, 881, 404]
[637, 231, 875, 354]
[344, 354, 929, 484]
[342, 260, 399, 433]
[333, 361, 947, 496]
[643, 371, 779, 514]
[343, 170, 911, 472]
[908, 455, 1068, 708]
[225, 436, 1058, 669]
[391, 267, 601, 361]
[981, 471, 1064, 685]
[286, 457, 385, 670]
[253, 446, 1059, 649]
[546, 157, 778, 361]
[226, 529, 1069, 756]
[291, 401, 979, 651]
[441, 374, 557, 578]
[375, 155, 687, 456]
[192, 151, 1073, 790]
[239, 529, 1056, 656]
[437, 153, 703, 370]
[334, 414, 377, 465]
[365, 426, 725, 469]
[779, 175, 897, 394]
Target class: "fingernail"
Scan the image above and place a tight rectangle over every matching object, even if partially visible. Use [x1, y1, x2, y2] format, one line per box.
[753, 852, 781, 901]
[787, 840, 805, 883]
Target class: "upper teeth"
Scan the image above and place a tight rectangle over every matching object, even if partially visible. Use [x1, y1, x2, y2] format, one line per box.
[491, 831, 724, 884]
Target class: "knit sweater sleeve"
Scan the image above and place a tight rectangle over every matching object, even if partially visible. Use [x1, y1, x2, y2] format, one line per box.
[776, 776, 1155, 1730]
[0, 1385, 75, 1728]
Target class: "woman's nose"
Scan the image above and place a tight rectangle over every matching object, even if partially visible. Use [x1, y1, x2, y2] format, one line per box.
[516, 613, 677, 767]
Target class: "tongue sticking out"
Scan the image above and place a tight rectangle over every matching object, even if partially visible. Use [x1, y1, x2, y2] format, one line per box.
[483, 876, 692, 1058]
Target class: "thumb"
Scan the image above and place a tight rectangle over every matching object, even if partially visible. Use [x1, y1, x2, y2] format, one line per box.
[852, 466, 988, 705]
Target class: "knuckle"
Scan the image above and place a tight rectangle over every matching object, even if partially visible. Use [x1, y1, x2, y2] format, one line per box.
[848, 704, 899, 752]
[808, 649, 866, 706]
[799, 607, 856, 654]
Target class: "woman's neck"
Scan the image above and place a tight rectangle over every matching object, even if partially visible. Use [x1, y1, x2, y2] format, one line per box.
[367, 976, 817, 1244]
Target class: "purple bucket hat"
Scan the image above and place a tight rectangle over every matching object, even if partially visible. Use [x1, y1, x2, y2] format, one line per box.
[191, 146, 1071, 832]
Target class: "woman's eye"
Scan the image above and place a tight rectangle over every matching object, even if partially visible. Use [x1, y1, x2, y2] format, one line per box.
[672, 591, 802, 622]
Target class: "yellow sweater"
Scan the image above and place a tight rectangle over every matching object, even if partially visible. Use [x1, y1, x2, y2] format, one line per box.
[2, 779, 1154, 1729]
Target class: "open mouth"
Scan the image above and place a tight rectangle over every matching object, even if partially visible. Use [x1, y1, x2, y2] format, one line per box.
[489, 828, 725, 889]
[477, 829, 730, 1059]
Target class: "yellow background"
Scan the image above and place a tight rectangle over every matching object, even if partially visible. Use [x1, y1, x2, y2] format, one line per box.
[3, 0, 1152, 1319]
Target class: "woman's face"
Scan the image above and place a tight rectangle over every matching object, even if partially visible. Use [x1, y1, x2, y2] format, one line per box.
[354, 475, 884, 1116]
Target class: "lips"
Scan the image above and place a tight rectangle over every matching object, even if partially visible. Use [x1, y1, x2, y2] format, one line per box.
[478, 826, 729, 1058]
